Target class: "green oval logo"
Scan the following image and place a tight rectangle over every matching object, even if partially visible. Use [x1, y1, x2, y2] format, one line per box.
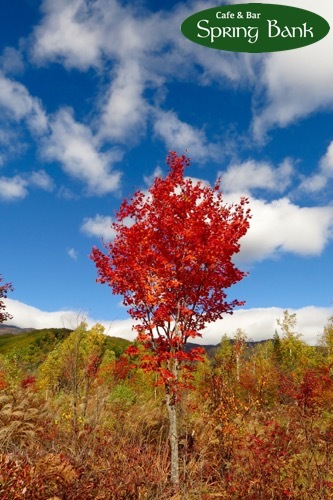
[181, 3, 330, 53]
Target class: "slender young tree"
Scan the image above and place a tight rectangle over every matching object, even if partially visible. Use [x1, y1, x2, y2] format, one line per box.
[91, 152, 251, 485]
[319, 316, 333, 362]
[0, 275, 13, 324]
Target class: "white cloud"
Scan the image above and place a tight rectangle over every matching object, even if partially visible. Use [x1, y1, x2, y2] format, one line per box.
[156, 1, 254, 84]
[82, 187, 333, 263]
[0, 73, 48, 134]
[0, 70, 125, 198]
[0, 75, 48, 167]
[3, 298, 135, 340]
[0, 176, 28, 201]
[81, 214, 116, 240]
[3, 298, 89, 330]
[29, 0, 333, 144]
[0, 128, 27, 166]
[301, 141, 333, 193]
[67, 248, 78, 260]
[242, 0, 333, 139]
[98, 61, 148, 143]
[42, 108, 122, 196]
[81, 213, 134, 240]
[300, 174, 327, 194]
[202, 306, 333, 346]
[321, 141, 333, 174]
[57, 186, 78, 200]
[154, 109, 221, 162]
[3, 298, 332, 345]
[158, 168, 333, 262]
[30, 0, 250, 149]
[0, 170, 56, 201]
[143, 166, 163, 186]
[79, 185, 333, 296]
[237, 196, 333, 261]
[220, 158, 294, 194]
[32, 0, 102, 70]
[29, 170, 55, 191]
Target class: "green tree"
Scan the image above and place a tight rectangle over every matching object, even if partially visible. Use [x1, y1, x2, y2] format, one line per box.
[212, 335, 233, 374]
[276, 310, 314, 372]
[319, 316, 333, 363]
[233, 328, 247, 382]
[38, 323, 107, 434]
[272, 331, 282, 365]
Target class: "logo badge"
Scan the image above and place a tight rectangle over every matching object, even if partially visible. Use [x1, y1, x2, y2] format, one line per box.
[181, 4, 330, 52]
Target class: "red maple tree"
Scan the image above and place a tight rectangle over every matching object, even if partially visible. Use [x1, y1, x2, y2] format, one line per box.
[91, 152, 251, 484]
[0, 275, 13, 324]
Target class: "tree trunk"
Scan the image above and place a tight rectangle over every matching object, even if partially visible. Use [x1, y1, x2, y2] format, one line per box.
[166, 356, 180, 485]
[83, 378, 91, 418]
[236, 353, 240, 382]
[166, 392, 179, 485]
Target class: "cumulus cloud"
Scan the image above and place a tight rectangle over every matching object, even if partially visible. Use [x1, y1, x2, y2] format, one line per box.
[0, 71, 124, 198]
[81, 213, 134, 240]
[0, 176, 28, 201]
[81, 214, 116, 240]
[4, 298, 332, 345]
[202, 306, 333, 345]
[29, 0, 333, 145]
[29, 0, 249, 151]
[236, 196, 333, 261]
[242, 0, 333, 138]
[321, 141, 333, 173]
[98, 61, 148, 143]
[31, 0, 153, 68]
[300, 174, 327, 194]
[301, 141, 333, 193]
[32, 0, 102, 70]
[0, 73, 48, 134]
[3, 298, 135, 340]
[219, 158, 294, 194]
[2, 0, 330, 201]
[29, 170, 55, 191]
[0, 169, 55, 202]
[3, 298, 90, 330]
[145, 165, 333, 262]
[0, 75, 49, 167]
[154, 109, 221, 162]
[82, 185, 333, 262]
[42, 108, 122, 196]
[31, 0, 246, 79]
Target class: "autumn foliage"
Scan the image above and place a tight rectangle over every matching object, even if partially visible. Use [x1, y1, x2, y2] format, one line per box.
[1, 315, 333, 497]
[91, 152, 251, 394]
[90, 152, 251, 484]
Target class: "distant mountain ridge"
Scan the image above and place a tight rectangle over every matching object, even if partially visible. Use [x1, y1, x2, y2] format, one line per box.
[0, 324, 272, 359]
[0, 326, 131, 366]
[0, 324, 35, 335]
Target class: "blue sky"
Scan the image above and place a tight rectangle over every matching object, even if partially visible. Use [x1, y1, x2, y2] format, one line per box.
[1, 0, 333, 344]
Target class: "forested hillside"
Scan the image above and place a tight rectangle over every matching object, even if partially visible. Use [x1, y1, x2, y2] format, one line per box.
[1, 313, 333, 498]
[0, 326, 130, 363]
